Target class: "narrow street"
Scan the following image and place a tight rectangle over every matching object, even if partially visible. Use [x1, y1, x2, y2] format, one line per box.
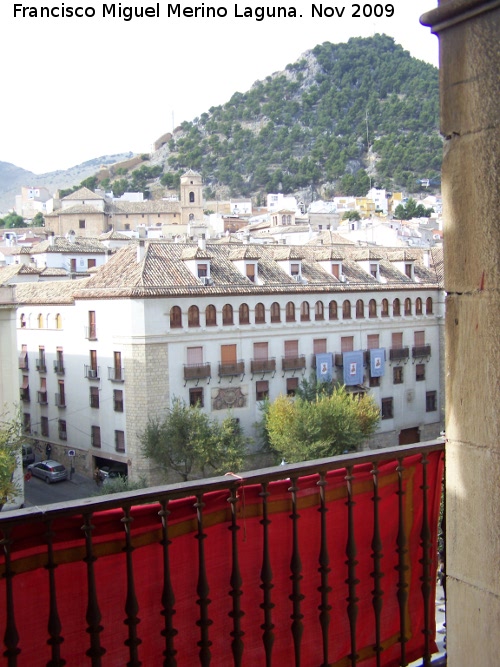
[24, 470, 98, 507]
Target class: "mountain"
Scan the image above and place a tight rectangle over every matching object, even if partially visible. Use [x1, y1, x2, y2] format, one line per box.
[0, 154, 134, 215]
[1, 35, 442, 213]
[153, 34, 441, 202]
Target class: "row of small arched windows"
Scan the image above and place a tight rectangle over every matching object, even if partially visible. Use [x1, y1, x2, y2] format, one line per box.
[20, 313, 63, 329]
[170, 297, 434, 328]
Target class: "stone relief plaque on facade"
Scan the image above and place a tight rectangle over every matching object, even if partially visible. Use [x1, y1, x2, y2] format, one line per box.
[212, 386, 247, 410]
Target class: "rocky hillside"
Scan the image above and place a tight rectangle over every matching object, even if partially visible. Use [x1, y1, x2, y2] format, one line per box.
[2, 35, 442, 213]
[0, 154, 133, 214]
[154, 34, 441, 202]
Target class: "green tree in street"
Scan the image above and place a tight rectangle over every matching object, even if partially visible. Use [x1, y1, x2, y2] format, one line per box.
[0, 414, 23, 511]
[262, 385, 380, 463]
[140, 399, 247, 481]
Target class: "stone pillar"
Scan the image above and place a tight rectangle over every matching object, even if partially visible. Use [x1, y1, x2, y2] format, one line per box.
[421, 2, 500, 664]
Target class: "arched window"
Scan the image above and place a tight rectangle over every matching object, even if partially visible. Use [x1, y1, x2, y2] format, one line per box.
[381, 299, 389, 317]
[287, 215, 291, 224]
[270, 302, 280, 323]
[356, 299, 364, 319]
[329, 300, 338, 320]
[20, 313, 26, 328]
[239, 303, 250, 325]
[281, 215, 286, 225]
[393, 298, 401, 316]
[315, 300, 324, 321]
[188, 305, 200, 327]
[286, 301, 295, 322]
[415, 297, 423, 315]
[189, 191, 195, 203]
[300, 301, 310, 322]
[222, 304, 234, 325]
[56, 313, 62, 329]
[205, 304, 217, 326]
[369, 299, 377, 318]
[38, 313, 44, 329]
[255, 303, 266, 324]
[426, 297, 433, 315]
[170, 306, 182, 328]
[342, 300, 351, 319]
[404, 298, 412, 316]
[189, 213, 194, 221]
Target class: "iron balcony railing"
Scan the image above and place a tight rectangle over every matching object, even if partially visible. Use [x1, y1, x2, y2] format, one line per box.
[281, 354, 306, 372]
[108, 366, 125, 382]
[250, 357, 276, 374]
[413, 345, 432, 359]
[184, 362, 211, 381]
[0, 441, 446, 667]
[218, 360, 245, 377]
[390, 346, 410, 361]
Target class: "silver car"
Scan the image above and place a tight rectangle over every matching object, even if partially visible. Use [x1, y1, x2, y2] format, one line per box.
[27, 460, 68, 484]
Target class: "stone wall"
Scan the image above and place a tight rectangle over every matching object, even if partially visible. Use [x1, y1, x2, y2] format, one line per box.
[421, 2, 500, 664]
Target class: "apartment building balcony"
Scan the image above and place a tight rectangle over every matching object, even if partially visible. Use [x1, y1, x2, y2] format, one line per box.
[412, 345, 432, 360]
[218, 360, 245, 378]
[389, 347, 410, 362]
[0, 441, 445, 666]
[84, 365, 100, 380]
[18, 355, 28, 371]
[37, 390, 48, 405]
[54, 393, 66, 408]
[184, 362, 211, 382]
[53, 360, 65, 375]
[84, 326, 97, 341]
[19, 388, 30, 403]
[250, 358, 276, 376]
[35, 359, 47, 373]
[108, 366, 125, 382]
[281, 354, 307, 373]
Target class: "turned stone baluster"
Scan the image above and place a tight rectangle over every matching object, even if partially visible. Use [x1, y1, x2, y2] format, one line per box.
[194, 494, 212, 666]
[44, 520, 65, 666]
[317, 471, 332, 667]
[121, 507, 142, 667]
[228, 485, 244, 666]
[259, 482, 275, 666]
[158, 499, 178, 667]
[345, 465, 359, 667]
[370, 462, 384, 667]
[289, 476, 304, 666]
[82, 513, 105, 666]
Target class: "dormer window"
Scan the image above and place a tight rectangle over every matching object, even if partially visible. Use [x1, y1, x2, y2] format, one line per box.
[331, 262, 342, 279]
[246, 263, 256, 282]
[197, 264, 208, 278]
[291, 263, 300, 276]
[370, 263, 379, 278]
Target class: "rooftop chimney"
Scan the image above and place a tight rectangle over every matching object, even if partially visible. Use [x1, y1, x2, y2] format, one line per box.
[137, 239, 146, 263]
[198, 234, 206, 251]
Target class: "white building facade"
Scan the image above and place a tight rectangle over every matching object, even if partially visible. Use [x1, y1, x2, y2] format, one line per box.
[13, 241, 444, 483]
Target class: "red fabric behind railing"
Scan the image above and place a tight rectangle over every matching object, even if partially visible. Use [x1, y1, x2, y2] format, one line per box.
[1, 452, 443, 666]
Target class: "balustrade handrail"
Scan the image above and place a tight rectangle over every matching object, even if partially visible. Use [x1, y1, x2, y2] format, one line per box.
[0, 440, 444, 521]
[0, 440, 446, 667]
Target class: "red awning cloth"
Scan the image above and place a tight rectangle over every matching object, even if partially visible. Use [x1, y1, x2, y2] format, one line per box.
[0, 451, 443, 666]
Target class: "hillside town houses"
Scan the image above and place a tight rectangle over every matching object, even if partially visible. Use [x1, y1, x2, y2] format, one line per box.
[0, 171, 444, 484]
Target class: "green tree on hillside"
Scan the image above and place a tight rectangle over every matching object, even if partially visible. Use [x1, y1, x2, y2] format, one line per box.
[394, 197, 434, 219]
[0, 213, 26, 229]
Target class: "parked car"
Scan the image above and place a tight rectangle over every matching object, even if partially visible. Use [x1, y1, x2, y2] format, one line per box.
[27, 460, 67, 484]
[22, 443, 35, 466]
[98, 465, 127, 484]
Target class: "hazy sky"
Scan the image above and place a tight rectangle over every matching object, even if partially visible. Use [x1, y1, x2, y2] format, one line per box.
[2, 1, 438, 174]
